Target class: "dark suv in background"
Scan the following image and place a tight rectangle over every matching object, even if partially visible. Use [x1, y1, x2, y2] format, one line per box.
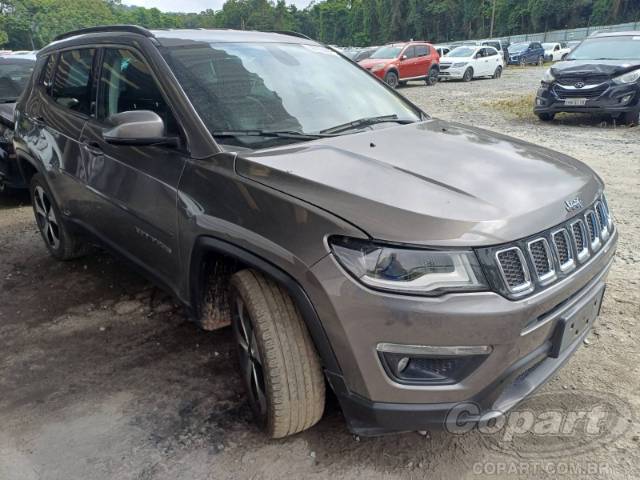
[14, 26, 617, 439]
[534, 31, 640, 124]
[507, 41, 545, 66]
[0, 56, 35, 192]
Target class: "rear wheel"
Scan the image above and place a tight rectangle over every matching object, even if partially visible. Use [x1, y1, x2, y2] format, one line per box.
[30, 173, 89, 260]
[536, 112, 555, 122]
[230, 269, 325, 438]
[426, 67, 439, 86]
[462, 67, 473, 82]
[492, 66, 502, 79]
[384, 71, 399, 89]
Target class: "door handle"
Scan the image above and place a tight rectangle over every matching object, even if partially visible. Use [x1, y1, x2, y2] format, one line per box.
[83, 141, 103, 155]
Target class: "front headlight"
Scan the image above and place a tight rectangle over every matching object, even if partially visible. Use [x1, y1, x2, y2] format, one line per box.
[452, 62, 468, 68]
[542, 68, 555, 83]
[329, 236, 488, 295]
[371, 63, 387, 72]
[612, 68, 640, 84]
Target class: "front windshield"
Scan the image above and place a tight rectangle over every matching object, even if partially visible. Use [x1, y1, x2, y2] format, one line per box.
[0, 60, 35, 102]
[445, 47, 476, 58]
[162, 42, 421, 147]
[567, 36, 640, 60]
[369, 45, 403, 59]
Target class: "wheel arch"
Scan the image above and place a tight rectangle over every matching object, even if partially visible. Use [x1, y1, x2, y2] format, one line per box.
[15, 149, 41, 186]
[188, 235, 342, 376]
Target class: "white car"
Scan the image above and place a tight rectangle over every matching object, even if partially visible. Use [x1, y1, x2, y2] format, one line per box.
[438, 45, 503, 82]
[542, 42, 571, 62]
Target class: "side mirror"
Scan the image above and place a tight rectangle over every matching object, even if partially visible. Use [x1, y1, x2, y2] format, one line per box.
[102, 110, 178, 147]
[401, 54, 408, 61]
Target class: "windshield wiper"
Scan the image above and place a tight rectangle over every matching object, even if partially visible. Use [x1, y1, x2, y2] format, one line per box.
[319, 114, 414, 134]
[211, 130, 335, 141]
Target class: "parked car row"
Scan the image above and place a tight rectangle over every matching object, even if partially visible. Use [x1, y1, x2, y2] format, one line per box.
[534, 30, 640, 125]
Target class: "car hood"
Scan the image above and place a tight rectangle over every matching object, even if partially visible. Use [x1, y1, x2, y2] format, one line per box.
[551, 59, 640, 77]
[236, 120, 602, 247]
[441, 56, 472, 62]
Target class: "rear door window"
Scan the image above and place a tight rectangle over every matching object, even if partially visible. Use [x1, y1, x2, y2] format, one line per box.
[415, 45, 429, 57]
[51, 49, 95, 116]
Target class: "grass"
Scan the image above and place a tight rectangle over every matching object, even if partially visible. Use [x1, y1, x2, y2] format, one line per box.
[483, 93, 537, 120]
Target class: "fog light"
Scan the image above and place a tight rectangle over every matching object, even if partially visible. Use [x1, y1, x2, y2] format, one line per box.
[536, 98, 545, 106]
[377, 343, 492, 385]
[397, 356, 410, 373]
[620, 94, 633, 104]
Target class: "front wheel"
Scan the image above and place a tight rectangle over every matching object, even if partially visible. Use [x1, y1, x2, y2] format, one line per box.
[426, 67, 439, 86]
[519, 57, 526, 67]
[30, 173, 90, 260]
[620, 109, 640, 126]
[492, 66, 502, 79]
[230, 269, 325, 438]
[462, 67, 473, 82]
[537, 56, 544, 66]
[384, 71, 399, 89]
[536, 112, 555, 122]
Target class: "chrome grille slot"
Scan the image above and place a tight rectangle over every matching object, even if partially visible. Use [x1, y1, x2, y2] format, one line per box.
[495, 247, 531, 294]
[552, 228, 575, 272]
[570, 219, 589, 263]
[585, 211, 601, 250]
[527, 238, 556, 283]
[595, 201, 609, 240]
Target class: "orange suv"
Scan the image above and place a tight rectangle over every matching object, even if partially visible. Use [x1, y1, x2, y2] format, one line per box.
[358, 41, 439, 88]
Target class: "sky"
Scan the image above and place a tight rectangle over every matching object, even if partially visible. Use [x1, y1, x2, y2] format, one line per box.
[124, 0, 313, 13]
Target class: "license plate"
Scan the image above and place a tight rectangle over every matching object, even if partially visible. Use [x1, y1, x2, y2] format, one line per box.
[549, 286, 605, 358]
[564, 98, 587, 106]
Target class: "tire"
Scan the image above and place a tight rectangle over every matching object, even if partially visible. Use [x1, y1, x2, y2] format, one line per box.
[229, 269, 325, 438]
[492, 66, 502, 79]
[536, 112, 555, 122]
[620, 109, 640, 126]
[426, 67, 439, 86]
[561, 53, 568, 61]
[519, 57, 526, 67]
[537, 56, 544, 66]
[30, 173, 90, 260]
[398, 80, 407, 87]
[462, 67, 473, 82]
[384, 71, 399, 89]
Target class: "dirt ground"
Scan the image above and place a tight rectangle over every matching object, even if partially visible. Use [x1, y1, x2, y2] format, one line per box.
[1, 66, 639, 480]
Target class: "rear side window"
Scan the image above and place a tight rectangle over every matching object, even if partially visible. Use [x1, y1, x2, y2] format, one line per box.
[415, 45, 429, 57]
[52, 49, 95, 116]
[98, 48, 177, 134]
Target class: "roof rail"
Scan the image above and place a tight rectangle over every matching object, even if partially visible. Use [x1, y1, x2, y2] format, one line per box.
[53, 25, 154, 42]
[270, 30, 313, 41]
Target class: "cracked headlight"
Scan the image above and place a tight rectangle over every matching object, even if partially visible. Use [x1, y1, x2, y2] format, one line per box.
[613, 68, 640, 84]
[330, 236, 488, 295]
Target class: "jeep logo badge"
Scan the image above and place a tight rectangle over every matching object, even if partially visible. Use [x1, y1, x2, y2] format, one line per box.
[565, 197, 584, 212]
[574, 81, 585, 89]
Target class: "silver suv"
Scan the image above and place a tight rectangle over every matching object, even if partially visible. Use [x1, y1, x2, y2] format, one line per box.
[14, 26, 617, 438]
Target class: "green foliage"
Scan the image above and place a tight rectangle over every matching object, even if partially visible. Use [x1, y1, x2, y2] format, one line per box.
[0, 0, 638, 49]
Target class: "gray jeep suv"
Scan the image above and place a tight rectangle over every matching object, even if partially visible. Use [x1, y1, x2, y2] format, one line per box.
[14, 26, 617, 438]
